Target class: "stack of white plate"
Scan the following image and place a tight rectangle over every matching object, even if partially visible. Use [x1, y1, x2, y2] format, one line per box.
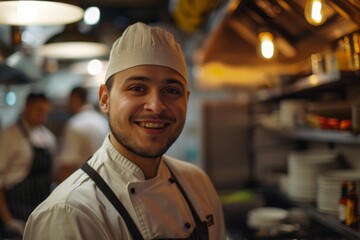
[317, 169, 360, 215]
[287, 150, 338, 202]
[247, 207, 288, 229]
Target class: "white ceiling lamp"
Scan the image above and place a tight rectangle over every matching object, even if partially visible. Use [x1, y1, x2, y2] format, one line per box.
[0, 1, 84, 26]
[39, 24, 109, 60]
[39, 42, 108, 60]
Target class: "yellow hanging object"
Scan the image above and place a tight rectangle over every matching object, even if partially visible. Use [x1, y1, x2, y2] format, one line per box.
[172, 0, 219, 33]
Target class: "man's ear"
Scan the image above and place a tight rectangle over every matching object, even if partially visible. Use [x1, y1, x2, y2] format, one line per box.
[99, 84, 109, 115]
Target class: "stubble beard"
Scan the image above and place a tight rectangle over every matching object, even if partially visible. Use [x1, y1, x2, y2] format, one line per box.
[108, 107, 184, 159]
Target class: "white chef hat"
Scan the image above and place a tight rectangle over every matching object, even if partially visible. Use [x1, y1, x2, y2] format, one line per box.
[104, 22, 187, 82]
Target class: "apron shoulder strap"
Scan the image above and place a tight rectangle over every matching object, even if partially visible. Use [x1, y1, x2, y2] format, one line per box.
[165, 162, 202, 224]
[81, 162, 144, 240]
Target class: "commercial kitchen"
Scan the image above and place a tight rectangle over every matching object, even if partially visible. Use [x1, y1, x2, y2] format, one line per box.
[0, 0, 360, 239]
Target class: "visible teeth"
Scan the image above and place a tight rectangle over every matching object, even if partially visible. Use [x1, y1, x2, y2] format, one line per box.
[140, 122, 165, 128]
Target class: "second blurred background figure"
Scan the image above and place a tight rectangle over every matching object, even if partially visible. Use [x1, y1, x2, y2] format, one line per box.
[57, 86, 109, 182]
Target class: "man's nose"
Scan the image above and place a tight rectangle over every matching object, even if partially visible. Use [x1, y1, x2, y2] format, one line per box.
[144, 92, 166, 114]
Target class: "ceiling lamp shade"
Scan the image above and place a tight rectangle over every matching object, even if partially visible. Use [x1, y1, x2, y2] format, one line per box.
[39, 25, 109, 60]
[0, 63, 32, 85]
[40, 42, 108, 59]
[0, 1, 83, 26]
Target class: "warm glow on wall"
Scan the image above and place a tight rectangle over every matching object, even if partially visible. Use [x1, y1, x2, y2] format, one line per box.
[304, 0, 328, 26]
[194, 62, 269, 89]
[258, 32, 275, 60]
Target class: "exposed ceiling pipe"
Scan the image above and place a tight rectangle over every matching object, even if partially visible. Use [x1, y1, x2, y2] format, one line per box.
[228, 18, 296, 58]
[328, 0, 360, 26]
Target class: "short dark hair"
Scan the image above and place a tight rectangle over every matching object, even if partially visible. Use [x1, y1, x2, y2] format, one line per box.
[71, 86, 88, 103]
[105, 76, 114, 92]
[26, 92, 49, 104]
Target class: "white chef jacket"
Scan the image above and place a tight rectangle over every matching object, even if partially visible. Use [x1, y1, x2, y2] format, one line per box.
[59, 104, 109, 166]
[24, 135, 226, 240]
[0, 119, 57, 189]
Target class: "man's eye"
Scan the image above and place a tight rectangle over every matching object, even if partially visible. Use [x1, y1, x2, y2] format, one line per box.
[129, 86, 144, 92]
[165, 88, 181, 95]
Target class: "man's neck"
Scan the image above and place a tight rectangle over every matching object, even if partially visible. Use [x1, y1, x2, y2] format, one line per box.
[109, 134, 161, 180]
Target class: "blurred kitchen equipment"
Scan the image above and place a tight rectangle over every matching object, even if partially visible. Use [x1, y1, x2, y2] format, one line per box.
[311, 53, 325, 74]
[317, 169, 360, 215]
[352, 101, 360, 134]
[286, 208, 311, 228]
[247, 207, 288, 229]
[345, 181, 358, 227]
[288, 149, 339, 202]
[220, 189, 265, 224]
[311, 50, 339, 75]
[279, 99, 307, 128]
[343, 31, 360, 71]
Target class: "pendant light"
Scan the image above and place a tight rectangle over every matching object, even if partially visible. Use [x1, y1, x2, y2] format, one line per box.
[0, 1, 83, 26]
[304, 0, 328, 26]
[258, 32, 276, 60]
[39, 23, 108, 60]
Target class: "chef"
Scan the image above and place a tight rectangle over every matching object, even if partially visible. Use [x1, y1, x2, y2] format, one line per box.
[0, 92, 56, 238]
[24, 22, 226, 240]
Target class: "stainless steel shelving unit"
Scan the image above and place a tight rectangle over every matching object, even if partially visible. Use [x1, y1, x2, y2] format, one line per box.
[252, 70, 360, 239]
[254, 70, 360, 144]
[296, 201, 360, 240]
[255, 71, 359, 102]
[262, 127, 360, 144]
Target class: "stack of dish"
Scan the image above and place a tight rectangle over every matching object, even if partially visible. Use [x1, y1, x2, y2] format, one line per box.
[317, 169, 360, 215]
[247, 207, 289, 229]
[287, 150, 338, 202]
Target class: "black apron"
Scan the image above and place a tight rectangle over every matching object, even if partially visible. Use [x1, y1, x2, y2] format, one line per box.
[81, 162, 209, 240]
[4, 121, 52, 221]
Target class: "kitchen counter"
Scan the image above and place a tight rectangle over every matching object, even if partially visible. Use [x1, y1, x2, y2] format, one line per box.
[224, 186, 359, 240]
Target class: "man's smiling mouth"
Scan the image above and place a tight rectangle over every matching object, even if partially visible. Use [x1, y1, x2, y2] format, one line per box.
[139, 122, 166, 129]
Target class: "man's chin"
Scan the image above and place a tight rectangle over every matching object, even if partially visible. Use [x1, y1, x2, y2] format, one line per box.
[133, 148, 167, 159]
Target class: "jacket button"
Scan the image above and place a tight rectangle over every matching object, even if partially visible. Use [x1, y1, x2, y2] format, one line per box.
[168, 177, 176, 183]
[130, 188, 135, 194]
[184, 222, 191, 229]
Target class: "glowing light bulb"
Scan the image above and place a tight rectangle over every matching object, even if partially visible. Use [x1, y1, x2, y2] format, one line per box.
[6, 91, 16, 106]
[84, 7, 100, 25]
[258, 32, 275, 60]
[87, 59, 103, 75]
[305, 0, 328, 26]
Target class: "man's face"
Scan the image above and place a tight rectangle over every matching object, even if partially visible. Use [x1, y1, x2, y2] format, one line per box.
[99, 65, 189, 159]
[24, 100, 51, 126]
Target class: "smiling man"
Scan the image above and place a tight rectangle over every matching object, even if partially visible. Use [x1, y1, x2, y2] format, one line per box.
[23, 22, 226, 240]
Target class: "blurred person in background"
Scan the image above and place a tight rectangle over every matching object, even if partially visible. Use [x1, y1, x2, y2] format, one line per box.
[0, 92, 56, 238]
[56, 86, 109, 182]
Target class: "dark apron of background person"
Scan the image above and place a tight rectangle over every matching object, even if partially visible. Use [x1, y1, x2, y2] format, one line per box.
[1, 121, 52, 238]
